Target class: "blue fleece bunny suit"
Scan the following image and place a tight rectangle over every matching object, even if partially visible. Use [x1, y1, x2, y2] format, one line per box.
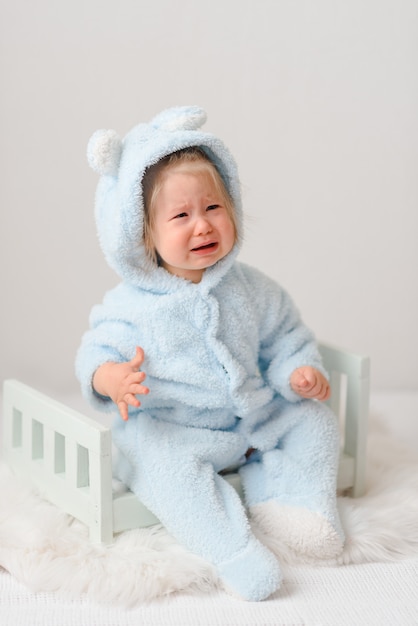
[76, 106, 344, 601]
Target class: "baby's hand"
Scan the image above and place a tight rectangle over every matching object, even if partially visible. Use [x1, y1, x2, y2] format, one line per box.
[290, 366, 330, 401]
[93, 347, 149, 421]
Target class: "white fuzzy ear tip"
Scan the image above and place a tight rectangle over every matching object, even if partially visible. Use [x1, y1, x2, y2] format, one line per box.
[151, 106, 207, 132]
[87, 129, 122, 176]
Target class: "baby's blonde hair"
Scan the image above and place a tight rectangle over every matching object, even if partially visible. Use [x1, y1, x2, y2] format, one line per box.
[142, 147, 238, 264]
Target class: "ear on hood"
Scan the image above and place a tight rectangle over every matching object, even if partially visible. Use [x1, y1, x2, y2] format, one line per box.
[87, 129, 123, 176]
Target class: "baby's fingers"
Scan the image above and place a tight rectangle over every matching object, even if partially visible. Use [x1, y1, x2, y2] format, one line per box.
[306, 377, 330, 401]
[295, 373, 314, 394]
[118, 385, 149, 422]
[118, 392, 143, 421]
[117, 400, 130, 422]
[129, 370, 147, 385]
[129, 346, 145, 371]
[316, 382, 331, 401]
[129, 382, 150, 397]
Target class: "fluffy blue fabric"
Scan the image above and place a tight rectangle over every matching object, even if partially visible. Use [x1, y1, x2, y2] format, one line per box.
[76, 106, 343, 601]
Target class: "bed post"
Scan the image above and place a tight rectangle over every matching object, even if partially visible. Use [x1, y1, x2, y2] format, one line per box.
[319, 344, 370, 497]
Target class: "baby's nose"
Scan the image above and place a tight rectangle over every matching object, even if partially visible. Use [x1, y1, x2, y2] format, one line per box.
[194, 216, 212, 234]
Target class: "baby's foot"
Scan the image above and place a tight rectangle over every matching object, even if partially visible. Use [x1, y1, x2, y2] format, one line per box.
[218, 537, 282, 601]
[250, 501, 344, 560]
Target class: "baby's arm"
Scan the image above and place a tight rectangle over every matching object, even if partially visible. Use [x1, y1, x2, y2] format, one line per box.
[290, 366, 330, 402]
[92, 347, 149, 421]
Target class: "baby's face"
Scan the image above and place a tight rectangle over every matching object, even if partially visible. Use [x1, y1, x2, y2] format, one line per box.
[151, 169, 236, 283]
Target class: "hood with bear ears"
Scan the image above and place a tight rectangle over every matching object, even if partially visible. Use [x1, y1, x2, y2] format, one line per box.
[87, 106, 243, 293]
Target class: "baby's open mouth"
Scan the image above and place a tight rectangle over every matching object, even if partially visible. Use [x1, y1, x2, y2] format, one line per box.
[192, 242, 217, 251]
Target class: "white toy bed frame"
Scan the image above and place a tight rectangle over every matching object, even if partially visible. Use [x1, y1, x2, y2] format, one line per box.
[2, 343, 370, 545]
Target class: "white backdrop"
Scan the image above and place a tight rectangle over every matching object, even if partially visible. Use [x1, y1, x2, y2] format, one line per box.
[1, 0, 417, 394]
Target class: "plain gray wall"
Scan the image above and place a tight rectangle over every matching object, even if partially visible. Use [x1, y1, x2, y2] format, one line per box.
[1, 0, 417, 395]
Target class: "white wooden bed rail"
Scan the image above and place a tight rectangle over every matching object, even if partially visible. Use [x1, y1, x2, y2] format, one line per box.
[1, 343, 369, 544]
[2, 382, 114, 543]
[321, 343, 370, 497]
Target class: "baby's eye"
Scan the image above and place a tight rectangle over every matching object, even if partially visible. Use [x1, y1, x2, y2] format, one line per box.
[174, 212, 188, 219]
[206, 204, 219, 211]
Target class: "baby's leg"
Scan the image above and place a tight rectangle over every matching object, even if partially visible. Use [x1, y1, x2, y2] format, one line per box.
[112, 414, 281, 601]
[241, 400, 344, 559]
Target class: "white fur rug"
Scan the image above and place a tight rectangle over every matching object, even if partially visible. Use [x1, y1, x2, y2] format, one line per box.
[0, 417, 417, 608]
